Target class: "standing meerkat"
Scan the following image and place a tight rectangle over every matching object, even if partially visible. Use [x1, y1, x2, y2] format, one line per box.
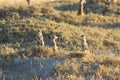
[36, 30, 44, 47]
[81, 35, 89, 53]
[78, 0, 86, 16]
[51, 34, 58, 52]
[26, 0, 31, 6]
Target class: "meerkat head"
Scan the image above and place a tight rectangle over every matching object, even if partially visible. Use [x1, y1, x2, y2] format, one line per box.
[37, 30, 43, 35]
[51, 34, 58, 40]
[81, 34, 85, 38]
[81, 35, 86, 40]
[38, 30, 42, 33]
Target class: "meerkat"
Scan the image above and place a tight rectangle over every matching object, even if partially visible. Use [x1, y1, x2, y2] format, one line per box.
[36, 30, 44, 47]
[51, 34, 58, 52]
[26, 0, 31, 6]
[81, 35, 89, 53]
[78, 0, 86, 16]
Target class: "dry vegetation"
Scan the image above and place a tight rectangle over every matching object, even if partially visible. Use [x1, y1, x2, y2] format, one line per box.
[0, 0, 120, 80]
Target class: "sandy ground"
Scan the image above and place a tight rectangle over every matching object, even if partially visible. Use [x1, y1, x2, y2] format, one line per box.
[1, 57, 100, 80]
[2, 57, 65, 79]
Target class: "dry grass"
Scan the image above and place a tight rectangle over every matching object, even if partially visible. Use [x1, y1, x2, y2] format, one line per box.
[0, 0, 120, 80]
[0, 0, 54, 7]
[54, 53, 120, 80]
[0, 44, 17, 55]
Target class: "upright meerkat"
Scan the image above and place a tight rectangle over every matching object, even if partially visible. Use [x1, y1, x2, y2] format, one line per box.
[36, 30, 44, 47]
[26, 0, 31, 6]
[51, 34, 58, 52]
[78, 0, 86, 16]
[81, 35, 89, 53]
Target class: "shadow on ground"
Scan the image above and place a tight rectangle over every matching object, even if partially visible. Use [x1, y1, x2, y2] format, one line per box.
[54, 2, 78, 11]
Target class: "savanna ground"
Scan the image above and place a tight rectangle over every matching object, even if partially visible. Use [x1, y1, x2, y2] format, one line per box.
[0, 0, 120, 80]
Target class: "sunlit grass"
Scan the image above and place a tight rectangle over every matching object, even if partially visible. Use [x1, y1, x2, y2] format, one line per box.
[0, 0, 120, 80]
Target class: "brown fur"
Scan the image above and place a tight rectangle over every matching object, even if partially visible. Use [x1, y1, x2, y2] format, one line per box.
[51, 34, 58, 52]
[81, 35, 89, 52]
[36, 30, 44, 47]
[26, 0, 31, 6]
[78, 0, 86, 16]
